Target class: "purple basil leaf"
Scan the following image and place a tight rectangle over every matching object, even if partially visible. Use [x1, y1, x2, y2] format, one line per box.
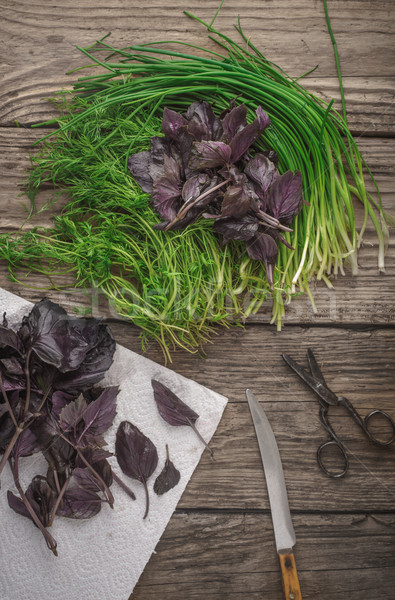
[73, 467, 107, 494]
[213, 215, 259, 243]
[0, 356, 24, 377]
[7, 490, 33, 521]
[115, 420, 158, 518]
[0, 326, 23, 357]
[151, 380, 214, 458]
[76, 446, 113, 467]
[221, 103, 247, 143]
[31, 415, 75, 473]
[153, 445, 180, 496]
[127, 150, 153, 193]
[56, 483, 102, 519]
[12, 428, 40, 460]
[188, 140, 232, 170]
[246, 232, 278, 288]
[59, 394, 87, 434]
[78, 386, 118, 442]
[54, 323, 116, 391]
[162, 107, 187, 140]
[219, 183, 258, 219]
[9, 476, 55, 528]
[0, 412, 16, 453]
[181, 173, 209, 204]
[230, 106, 270, 163]
[267, 170, 303, 223]
[151, 380, 198, 426]
[244, 153, 279, 200]
[20, 299, 107, 373]
[25, 475, 56, 527]
[152, 154, 183, 220]
[115, 421, 158, 482]
[51, 390, 75, 418]
[185, 100, 217, 141]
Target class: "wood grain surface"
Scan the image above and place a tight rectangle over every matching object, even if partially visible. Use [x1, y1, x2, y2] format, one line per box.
[0, 1, 394, 599]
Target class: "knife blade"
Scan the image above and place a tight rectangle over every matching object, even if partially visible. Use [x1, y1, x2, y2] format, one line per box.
[246, 389, 302, 600]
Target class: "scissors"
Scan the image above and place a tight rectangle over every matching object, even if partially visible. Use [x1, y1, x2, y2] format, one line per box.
[282, 348, 395, 478]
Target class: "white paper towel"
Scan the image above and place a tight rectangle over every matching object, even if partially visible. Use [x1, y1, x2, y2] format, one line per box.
[0, 288, 227, 600]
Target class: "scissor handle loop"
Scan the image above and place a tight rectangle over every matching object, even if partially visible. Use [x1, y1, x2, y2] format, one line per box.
[317, 439, 349, 478]
[364, 409, 395, 446]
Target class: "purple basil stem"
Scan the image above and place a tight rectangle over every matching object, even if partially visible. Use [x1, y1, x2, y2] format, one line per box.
[151, 379, 214, 459]
[115, 421, 158, 519]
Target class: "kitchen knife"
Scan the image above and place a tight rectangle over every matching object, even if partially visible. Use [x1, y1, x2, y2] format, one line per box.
[246, 389, 302, 600]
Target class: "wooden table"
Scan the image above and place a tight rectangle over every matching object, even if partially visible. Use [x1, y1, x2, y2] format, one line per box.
[1, 1, 394, 598]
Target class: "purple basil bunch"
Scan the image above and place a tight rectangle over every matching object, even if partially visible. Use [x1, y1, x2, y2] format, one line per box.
[0, 299, 117, 555]
[128, 99, 303, 286]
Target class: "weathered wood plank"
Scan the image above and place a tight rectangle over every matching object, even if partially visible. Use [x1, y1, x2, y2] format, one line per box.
[0, 1, 394, 131]
[131, 512, 395, 600]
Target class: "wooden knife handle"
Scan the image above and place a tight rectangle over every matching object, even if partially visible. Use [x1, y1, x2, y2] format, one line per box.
[278, 549, 302, 600]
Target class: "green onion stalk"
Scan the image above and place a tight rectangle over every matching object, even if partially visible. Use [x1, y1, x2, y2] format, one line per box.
[0, 12, 389, 360]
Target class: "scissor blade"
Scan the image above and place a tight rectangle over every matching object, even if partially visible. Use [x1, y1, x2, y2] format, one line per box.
[246, 389, 296, 552]
[282, 352, 338, 406]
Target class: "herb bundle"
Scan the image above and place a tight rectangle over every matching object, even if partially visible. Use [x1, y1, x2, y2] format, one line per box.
[0, 11, 390, 358]
[128, 99, 303, 288]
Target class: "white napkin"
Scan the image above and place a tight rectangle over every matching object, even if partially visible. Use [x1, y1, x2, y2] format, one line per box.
[0, 288, 227, 600]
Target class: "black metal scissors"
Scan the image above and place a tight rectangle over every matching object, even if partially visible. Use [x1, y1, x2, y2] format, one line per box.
[282, 348, 395, 478]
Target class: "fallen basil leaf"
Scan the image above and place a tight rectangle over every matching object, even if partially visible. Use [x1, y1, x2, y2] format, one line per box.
[115, 420, 158, 519]
[151, 379, 214, 458]
[154, 444, 180, 495]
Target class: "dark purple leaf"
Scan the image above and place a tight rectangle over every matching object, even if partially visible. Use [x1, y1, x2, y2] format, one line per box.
[185, 100, 218, 141]
[115, 421, 158, 482]
[51, 390, 75, 417]
[221, 103, 247, 143]
[244, 153, 279, 201]
[0, 326, 23, 358]
[246, 232, 278, 288]
[7, 490, 32, 521]
[151, 380, 198, 426]
[181, 173, 209, 205]
[12, 428, 40, 460]
[56, 483, 102, 519]
[25, 475, 56, 527]
[267, 170, 303, 223]
[0, 412, 16, 453]
[77, 386, 118, 442]
[9, 476, 55, 528]
[54, 323, 116, 391]
[20, 299, 112, 374]
[162, 107, 187, 140]
[0, 356, 24, 377]
[127, 150, 153, 193]
[73, 466, 111, 494]
[230, 106, 271, 163]
[115, 420, 158, 518]
[219, 183, 257, 219]
[59, 394, 87, 434]
[152, 154, 183, 220]
[188, 141, 232, 170]
[153, 445, 180, 495]
[213, 215, 259, 243]
[151, 380, 213, 457]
